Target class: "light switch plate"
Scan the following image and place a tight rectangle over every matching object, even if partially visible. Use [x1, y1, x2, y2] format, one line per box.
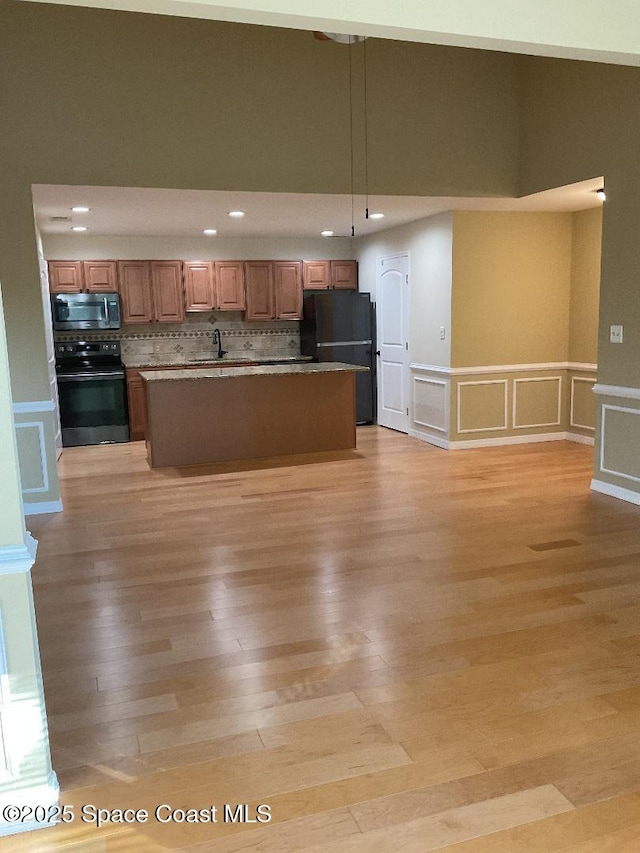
[439, 326, 446, 340]
[610, 324, 624, 344]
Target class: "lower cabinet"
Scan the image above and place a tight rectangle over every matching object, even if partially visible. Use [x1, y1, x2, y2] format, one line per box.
[126, 369, 147, 441]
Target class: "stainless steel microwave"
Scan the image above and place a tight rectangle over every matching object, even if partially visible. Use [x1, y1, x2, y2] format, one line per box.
[51, 292, 121, 331]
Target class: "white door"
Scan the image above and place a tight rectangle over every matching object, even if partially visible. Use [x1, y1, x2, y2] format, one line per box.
[376, 254, 409, 432]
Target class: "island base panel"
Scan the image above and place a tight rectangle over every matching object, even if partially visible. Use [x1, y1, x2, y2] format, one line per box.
[145, 372, 357, 467]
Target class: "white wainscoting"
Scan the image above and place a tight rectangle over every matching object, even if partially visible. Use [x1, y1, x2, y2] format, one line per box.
[413, 376, 448, 433]
[512, 375, 562, 429]
[12, 401, 62, 515]
[456, 379, 508, 434]
[570, 375, 596, 431]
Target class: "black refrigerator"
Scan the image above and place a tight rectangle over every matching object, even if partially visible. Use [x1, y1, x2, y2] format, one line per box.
[300, 290, 376, 424]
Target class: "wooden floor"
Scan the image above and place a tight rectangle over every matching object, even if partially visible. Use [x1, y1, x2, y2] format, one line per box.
[9, 428, 640, 851]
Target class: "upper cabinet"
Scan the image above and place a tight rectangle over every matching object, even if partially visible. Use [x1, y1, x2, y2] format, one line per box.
[119, 260, 184, 323]
[245, 261, 302, 321]
[303, 260, 358, 291]
[49, 260, 118, 293]
[216, 261, 246, 311]
[150, 261, 184, 322]
[274, 261, 303, 320]
[184, 261, 246, 312]
[83, 261, 118, 292]
[245, 261, 275, 321]
[118, 261, 153, 323]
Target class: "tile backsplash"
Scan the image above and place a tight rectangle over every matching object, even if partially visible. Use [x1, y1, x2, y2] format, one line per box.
[54, 312, 301, 367]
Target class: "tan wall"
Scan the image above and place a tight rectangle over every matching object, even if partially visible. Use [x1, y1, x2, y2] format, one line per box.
[451, 211, 573, 367]
[0, 287, 25, 546]
[569, 208, 602, 365]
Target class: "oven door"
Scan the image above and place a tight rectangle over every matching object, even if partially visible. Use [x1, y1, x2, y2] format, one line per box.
[56, 371, 129, 446]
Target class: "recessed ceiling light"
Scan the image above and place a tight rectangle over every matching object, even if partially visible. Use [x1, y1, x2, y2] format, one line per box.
[228, 211, 245, 218]
[71, 206, 90, 213]
[369, 212, 385, 219]
[596, 188, 606, 201]
[71, 226, 88, 232]
[203, 229, 217, 235]
[321, 230, 334, 237]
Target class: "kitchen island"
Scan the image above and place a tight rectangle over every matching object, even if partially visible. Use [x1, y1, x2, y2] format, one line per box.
[140, 362, 368, 468]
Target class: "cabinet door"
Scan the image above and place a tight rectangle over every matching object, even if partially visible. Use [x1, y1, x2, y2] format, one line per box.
[118, 261, 153, 323]
[245, 262, 275, 321]
[151, 261, 185, 322]
[274, 261, 302, 320]
[126, 370, 147, 441]
[303, 260, 330, 290]
[184, 262, 214, 311]
[215, 261, 245, 311]
[331, 260, 358, 290]
[48, 261, 84, 293]
[83, 261, 118, 292]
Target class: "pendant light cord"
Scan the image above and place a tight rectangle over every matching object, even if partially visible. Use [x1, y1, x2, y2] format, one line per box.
[363, 38, 369, 219]
[349, 41, 355, 237]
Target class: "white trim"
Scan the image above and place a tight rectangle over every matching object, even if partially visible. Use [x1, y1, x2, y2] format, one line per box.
[512, 375, 562, 429]
[600, 404, 640, 485]
[457, 379, 508, 434]
[570, 376, 597, 431]
[0, 772, 59, 837]
[410, 363, 451, 375]
[23, 500, 63, 516]
[409, 429, 450, 450]
[12, 400, 55, 415]
[0, 533, 37, 575]
[591, 478, 640, 506]
[593, 383, 640, 401]
[567, 432, 595, 446]
[450, 432, 569, 450]
[410, 362, 597, 376]
[13, 422, 48, 494]
[412, 376, 448, 433]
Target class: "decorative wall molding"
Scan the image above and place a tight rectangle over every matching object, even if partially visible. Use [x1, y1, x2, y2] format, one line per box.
[570, 376, 597, 431]
[412, 376, 448, 433]
[12, 400, 55, 415]
[450, 432, 570, 450]
[599, 404, 640, 485]
[13, 422, 48, 494]
[567, 432, 595, 446]
[593, 383, 640, 401]
[0, 533, 37, 576]
[512, 375, 562, 429]
[409, 429, 450, 450]
[411, 361, 597, 376]
[457, 379, 508, 434]
[591, 478, 640, 506]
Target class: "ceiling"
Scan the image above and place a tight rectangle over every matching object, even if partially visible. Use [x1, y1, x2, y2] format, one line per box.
[32, 179, 604, 240]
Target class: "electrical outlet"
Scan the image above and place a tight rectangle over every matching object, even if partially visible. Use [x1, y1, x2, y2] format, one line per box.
[439, 326, 446, 340]
[610, 324, 624, 344]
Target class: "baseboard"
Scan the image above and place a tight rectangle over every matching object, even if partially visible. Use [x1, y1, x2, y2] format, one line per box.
[591, 478, 640, 506]
[408, 429, 450, 450]
[566, 432, 595, 446]
[448, 432, 568, 450]
[0, 772, 59, 836]
[23, 500, 63, 516]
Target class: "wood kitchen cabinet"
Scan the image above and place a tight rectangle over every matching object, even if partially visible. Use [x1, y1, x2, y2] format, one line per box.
[119, 260, 184, 323]
[274, 261, 303, 320]
[216, 261, 246, 311]
[126, 369, 147, 441]
[83, 261, 118, 292]
[48, 260, 119, 293]
[302, 260, 358, 291]
[151, 261, 184, 322]
[184, 261, 246, 312]
[245, 261, 303, 321]
[118, 261, 153, 323]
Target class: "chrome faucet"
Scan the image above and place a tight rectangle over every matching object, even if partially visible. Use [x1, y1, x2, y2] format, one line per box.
[212, 328, 228, 359]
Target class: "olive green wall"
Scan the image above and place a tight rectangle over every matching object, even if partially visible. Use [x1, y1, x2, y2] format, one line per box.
[569, 208, 602, 365]
[451, 211, 573, 367]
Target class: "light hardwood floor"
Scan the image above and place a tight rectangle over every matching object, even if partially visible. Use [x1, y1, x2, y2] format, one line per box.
[9, 428, 640, 851]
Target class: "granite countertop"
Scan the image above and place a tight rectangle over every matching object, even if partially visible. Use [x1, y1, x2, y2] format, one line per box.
[140, 362, 369, 382]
